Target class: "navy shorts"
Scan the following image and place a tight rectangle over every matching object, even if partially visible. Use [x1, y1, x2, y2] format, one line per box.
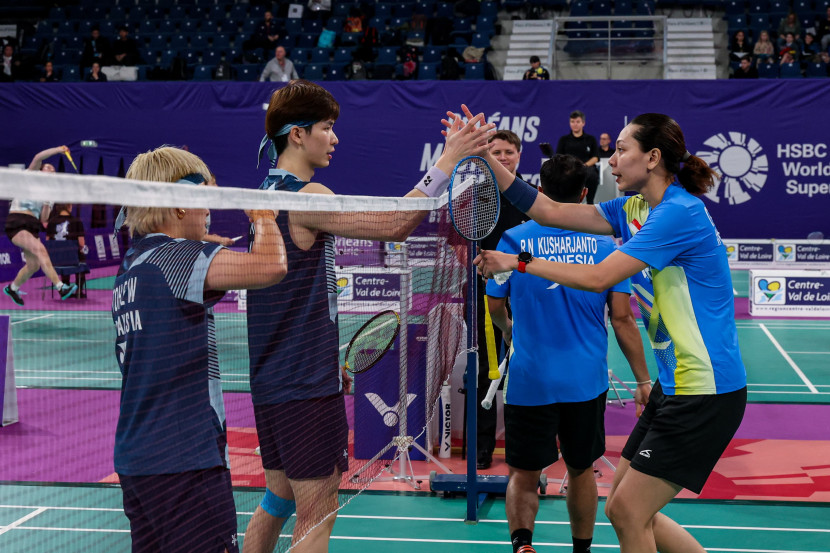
[119, 466, 239, 553]
[504, 391, 607, 472]
[622, 380, 747, 494]
[254, 393, 349, 480]
[5, 212, 42, 241]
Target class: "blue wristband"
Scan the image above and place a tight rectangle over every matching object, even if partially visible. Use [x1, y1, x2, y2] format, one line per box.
[501, 176, 538, 213]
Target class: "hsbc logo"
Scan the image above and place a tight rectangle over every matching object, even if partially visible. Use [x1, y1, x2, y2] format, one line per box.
[697, 132, 768, 205]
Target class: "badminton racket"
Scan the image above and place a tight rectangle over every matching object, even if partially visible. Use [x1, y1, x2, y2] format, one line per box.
[343, 310, 401, 374]
[481, 344, 511, 410]
[63, 150, 78, 173]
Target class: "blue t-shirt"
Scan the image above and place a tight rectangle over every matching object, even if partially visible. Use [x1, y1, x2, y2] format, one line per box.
[596, 184, 746, 395]
[246, 170, 342, 405]
[113, 234, 227, 476]
[486, 221, 629, 405]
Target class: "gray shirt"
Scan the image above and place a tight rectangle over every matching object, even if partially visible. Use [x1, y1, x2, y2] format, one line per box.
[260, 58, 299, 82]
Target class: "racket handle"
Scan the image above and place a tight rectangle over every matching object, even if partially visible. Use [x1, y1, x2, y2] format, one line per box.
[481, 378, 499, 410]
[484, 295, 500, 379]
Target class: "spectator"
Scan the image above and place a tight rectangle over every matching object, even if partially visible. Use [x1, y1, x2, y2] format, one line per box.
[440, 47, 463, 80]
[777, 13, 802, 47]
[729, 30, 752, 62]
[778, 32, 800, 61]
[46, 203, 88, 296]
[816, 7, 830, 51]
[1, 44, 20, 82]
[81, 25, 110, 70]
[40, 61, 60, 82]
[753, 30, 775, 64]
[244, 10, 281, 59]
[598, 132, 614, 159]
[731, 56, 759, 78]
[259, 46, 299, 82]
[801, 33, 819, 60]
[522, 55, 549, 80]
[344, 7, 363, 32]
[111, 25, 140, 66]
[555, 110, 600, 204]
[87, 61, 107, 82]
[780, 51, 796, 65]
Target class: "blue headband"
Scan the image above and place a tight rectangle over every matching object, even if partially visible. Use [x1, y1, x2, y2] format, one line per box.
[114, 173, 207, 232]
[257, 120, 317, 168]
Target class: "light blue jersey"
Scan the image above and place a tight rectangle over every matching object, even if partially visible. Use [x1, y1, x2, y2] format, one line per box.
[486, 222, 629, 405]
[10, 199, 48, 220]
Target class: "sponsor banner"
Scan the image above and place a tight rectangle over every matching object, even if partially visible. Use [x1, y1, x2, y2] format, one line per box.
[335, 237, 384, 267]
[725, 239, 830, 268]
[337, 267, 409, 313]
[749, 269, 830, 317]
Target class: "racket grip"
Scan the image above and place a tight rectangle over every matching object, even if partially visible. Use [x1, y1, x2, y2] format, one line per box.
[481, 378, 499, 410]
[484, 295, 500, 380]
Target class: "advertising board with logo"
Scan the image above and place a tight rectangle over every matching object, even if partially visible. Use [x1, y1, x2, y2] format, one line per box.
[724, 240, 830, 268]
[749, 269, 830, 317]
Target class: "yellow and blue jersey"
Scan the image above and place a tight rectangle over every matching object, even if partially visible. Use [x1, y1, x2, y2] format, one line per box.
[597, 185, 746, 395]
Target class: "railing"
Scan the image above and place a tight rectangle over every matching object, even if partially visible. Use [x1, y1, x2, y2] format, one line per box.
[550, 15, 668, 79]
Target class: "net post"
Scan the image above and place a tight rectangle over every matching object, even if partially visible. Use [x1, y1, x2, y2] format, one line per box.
[465, 245, 479, 522]
[397, 244, 410, 477]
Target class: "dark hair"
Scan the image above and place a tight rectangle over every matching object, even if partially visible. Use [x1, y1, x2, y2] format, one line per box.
[569, 110, 585, 121]
[488, 129, 521, 151]
[539, 154, 588, 203]
[629, 113, 718, 195]
[529, 55, 540, 63]
[265, 79, 340, 155]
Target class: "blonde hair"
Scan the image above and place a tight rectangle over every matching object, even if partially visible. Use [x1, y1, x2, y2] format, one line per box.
[124, 147, 211, 237]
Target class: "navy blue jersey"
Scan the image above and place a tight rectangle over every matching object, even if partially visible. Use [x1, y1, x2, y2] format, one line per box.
[113, 234, 227, 475]
[246, 170, 341, 405]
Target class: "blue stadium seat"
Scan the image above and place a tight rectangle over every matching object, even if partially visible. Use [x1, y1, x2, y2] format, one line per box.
[792, 0, 813, 14]
[724, 0, 746, 14]
[108, 6, 125, 21]
[780, 61, 803, 78]
[570, 0, 590, 16]
[235, 64, 261, 81]
[375, 3, 393, 19]
[310, 47, 331, 63]
[208, 4, 226, 21]
[169, 5, 187, 19]
[415, 0, 437, 15]
[303, 19, 323, 33]
[393, 2, 414, 18]
[63, 65, 81, 82]
[147, 34, 169, 52]
[333, 47, 355, 63]
[333, 3, 352, 17]
[805, 61, 828, 77]
[479, 1, 498, 17]
[418, 61, 438, 79]
[464, 62, 485, 80]
[190, 34, 210, 51]
[193, 65, 212, 80]
[633, 0, 656, 15]
[476, 15, 496, 34]
[748, 14, 770, 34]
[747, 0, 770, 13]
[202, 49, 221, 66]
[340, 32, 362, 46]
[179, 20, 200, 33]
[159, 49, 178, 69]
[169, 35, 188, 52]
[368, 16, 388, 30]
[615, 0, 634, 14]
[767, 0, 789, 14]
[212, 33, 231, 51]
[326, 17, 345, 31]
[296, 33, 319, 48]
[593, 0, 613, 16]
[291, 47, 311, 63]
[302, 63, 326, 80]
[181, 49, 199, 66]
[435, 2, 454, 18]
[757, 62, 779, 78]
[376, 47, 398, 65]
[141, 48, 158, 66]
[727, 14, 748, 31]
[799, 15, 815, 32]
[325, 64, 345, 80]
[422, 46, 445, 63]
[471, 33, 491, 48]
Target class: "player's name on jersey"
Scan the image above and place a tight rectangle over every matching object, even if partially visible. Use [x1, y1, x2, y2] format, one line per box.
[725, 240, 830, 267]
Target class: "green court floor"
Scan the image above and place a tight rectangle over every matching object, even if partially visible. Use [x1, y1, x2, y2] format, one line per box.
[1, 484, 828, 552]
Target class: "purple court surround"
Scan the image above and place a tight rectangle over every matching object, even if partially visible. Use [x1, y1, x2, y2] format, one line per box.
[1, 388, 827, 484]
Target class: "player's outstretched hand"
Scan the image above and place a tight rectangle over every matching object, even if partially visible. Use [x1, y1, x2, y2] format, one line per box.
[440, 110, 495, 164]
[474, 249, 518, 279]
[340, 366, 353, 394]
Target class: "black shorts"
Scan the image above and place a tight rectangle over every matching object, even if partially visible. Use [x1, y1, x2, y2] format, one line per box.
[4, 212, 42, 241]
[622, 380, 747, 494]
[119, 466, 239, 553]
[254, 393, 349, 480]
[504, 391, 607, 472]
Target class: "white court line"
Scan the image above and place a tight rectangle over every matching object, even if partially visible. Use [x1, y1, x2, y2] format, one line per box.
[10, 314, 54, 326]
[759, 323, 819, 394]
[15, 376, 123, 382]
[16, 370, 121, 374]
[0, 507, 47, 536]
[788, 351, 830, 355]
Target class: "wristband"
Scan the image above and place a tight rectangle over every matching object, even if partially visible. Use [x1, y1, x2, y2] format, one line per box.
[636, 380, 652, 385]
[501, 176, 538, 213]
[414, 166, 450, 197]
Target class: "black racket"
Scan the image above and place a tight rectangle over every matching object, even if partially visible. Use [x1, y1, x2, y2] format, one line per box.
[448, 155, 501, 242]
[343, 310, 401, 374]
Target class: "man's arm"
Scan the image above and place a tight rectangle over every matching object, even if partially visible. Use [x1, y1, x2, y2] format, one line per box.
[487, 295, 512, 345]
[608, 291, 651, 416]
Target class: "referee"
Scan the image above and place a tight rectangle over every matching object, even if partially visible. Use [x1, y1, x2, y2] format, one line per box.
[555, 111, 600, 204]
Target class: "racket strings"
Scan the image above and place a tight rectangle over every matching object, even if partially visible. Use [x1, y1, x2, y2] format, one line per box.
[450, 158, 500, 241]
[345, 312, 400, 373]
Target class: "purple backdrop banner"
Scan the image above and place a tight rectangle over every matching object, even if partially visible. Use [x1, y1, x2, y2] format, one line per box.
[2, 80, 828, 245]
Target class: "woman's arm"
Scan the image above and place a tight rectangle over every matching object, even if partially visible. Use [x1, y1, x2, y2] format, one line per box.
[205, 211, 287, 291]
[607, 291, 651, 416]
[28, 145, 68, 171]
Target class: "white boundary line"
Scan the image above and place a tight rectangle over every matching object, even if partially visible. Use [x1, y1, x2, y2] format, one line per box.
[10, 314, 54, 326]
[0, 507, 47, 536]
[759, 324, 819, 394]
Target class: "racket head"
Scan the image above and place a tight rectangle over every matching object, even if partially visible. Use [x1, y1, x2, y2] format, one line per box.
[448, 155, 500, 241]
[344, 310, 401, 374]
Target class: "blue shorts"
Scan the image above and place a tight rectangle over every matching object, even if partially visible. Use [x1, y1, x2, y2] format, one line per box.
[254, 393, 349, 480]
[119, 466, 239, 553]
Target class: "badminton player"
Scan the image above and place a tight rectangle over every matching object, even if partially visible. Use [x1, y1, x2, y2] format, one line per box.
[243, 80, 494, 553]
[486, 154, 650, 553]
[470, 109, 747, 553]
[113, 147, 286, 552]
[3, 145, 78, 305]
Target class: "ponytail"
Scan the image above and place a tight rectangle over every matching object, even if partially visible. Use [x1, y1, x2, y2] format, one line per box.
[677, 154, 719, 196]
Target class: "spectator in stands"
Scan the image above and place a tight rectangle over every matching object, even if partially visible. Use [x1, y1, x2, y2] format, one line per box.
[244, 10, 281, 60]
[440, 47, 464, 80]
[39, 60, 60, 82]
[81, 25, 110, 71]
[779, 51, 796, 66]
[259, 46, 299, 82]
[1, 44, 20, 82]
[729, 30, 752, 63]
[778, 32, 800, 62]
[112, 26, 140, 66]
[801, 33, 819, 60]
[777, 13, 802, 47]
[753, 30, 775, 64]
[816, 7, 830, 51]
[46, 203, 88, 297]
[87, 61, 107, 82]
[343, 7, 363, 32]
[731, 56, 758, 79]
[523, 55, 550, 80]
[598, 133, 614, 159]
[556, 110, 600, 204]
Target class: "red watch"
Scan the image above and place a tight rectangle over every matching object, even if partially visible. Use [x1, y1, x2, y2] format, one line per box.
[517, 251, 533, 273]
